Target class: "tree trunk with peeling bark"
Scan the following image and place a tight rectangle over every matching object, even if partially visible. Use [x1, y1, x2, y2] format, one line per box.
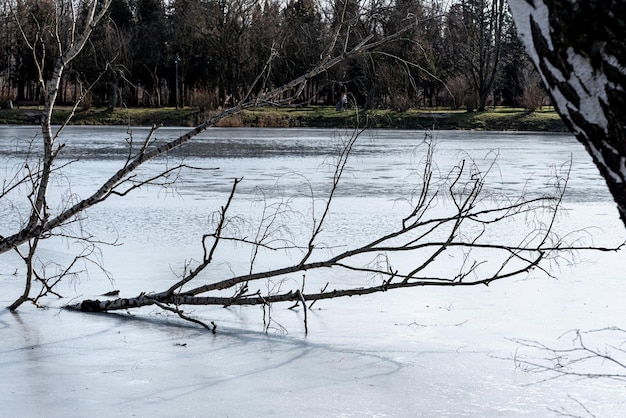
[508, 0, 626, 224]
[4, 0, 112, 310]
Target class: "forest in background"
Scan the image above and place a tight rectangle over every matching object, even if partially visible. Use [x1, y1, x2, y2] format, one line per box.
[0, 0, 547, 112]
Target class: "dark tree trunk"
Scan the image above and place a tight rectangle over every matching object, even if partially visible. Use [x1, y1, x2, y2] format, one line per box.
[509, 0, 626, 225]
[108, 79, 118, 110]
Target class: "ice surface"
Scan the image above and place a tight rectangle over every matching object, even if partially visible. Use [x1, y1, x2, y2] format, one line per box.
[2, 128, 626, 416]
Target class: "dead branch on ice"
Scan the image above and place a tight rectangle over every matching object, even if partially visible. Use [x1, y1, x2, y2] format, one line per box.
[511, 327, 626, 383]
[65, 131, 623, 331]
[2, 1, 622, 326]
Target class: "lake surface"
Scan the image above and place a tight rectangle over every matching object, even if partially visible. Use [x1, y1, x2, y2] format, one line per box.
[0, 127, 619, 293]
[0, 126, 611, 203]
[2, 127, 626, 417]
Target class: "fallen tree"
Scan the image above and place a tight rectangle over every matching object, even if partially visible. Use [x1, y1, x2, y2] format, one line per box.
[64, 130, 620, 332]
[1, 0, 419, 311]
[1, 0, 621, 332]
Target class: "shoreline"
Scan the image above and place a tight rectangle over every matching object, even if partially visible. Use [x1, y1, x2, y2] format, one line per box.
[0, 106, 568, 132]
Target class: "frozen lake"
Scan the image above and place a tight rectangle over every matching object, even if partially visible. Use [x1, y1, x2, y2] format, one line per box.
[1, 127, 626, 416]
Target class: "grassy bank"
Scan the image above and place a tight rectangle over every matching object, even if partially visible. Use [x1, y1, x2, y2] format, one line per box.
[0, 105, 567, 132]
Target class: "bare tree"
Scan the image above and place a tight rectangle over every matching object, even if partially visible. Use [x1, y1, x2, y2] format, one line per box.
[3, 0, 112, 310]
[502, 4, 626, 413]
[1, 0, 620, 332]
[445, 0, 506, 111]
[64, 127, 620, 333]
[0, 2, 426, 311]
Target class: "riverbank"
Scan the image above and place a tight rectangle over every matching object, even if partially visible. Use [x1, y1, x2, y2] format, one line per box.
[0, 105, 567, 132]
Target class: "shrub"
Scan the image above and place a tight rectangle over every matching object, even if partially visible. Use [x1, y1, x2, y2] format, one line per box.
[215, 113, 243, 127]
[446, 76, 468, 110]
[190, 88, 220, 110]
[519, 84, 548, 112]
[391, 94, 411, 112]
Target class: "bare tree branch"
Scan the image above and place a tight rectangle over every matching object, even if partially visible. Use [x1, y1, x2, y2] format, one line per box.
[0, 20, 418, 256]
[511, 327, 626, 384]
[65, 134, 621, 331]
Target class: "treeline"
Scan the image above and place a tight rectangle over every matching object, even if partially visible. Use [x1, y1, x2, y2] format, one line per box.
[0, 0, 546, 111]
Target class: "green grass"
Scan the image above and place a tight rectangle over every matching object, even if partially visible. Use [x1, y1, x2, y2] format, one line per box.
[52, 107, 206, 126]
[0, 105, 567, 132]
[240, 106, 565, 131]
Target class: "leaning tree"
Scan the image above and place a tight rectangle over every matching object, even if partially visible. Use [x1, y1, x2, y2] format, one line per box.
[507, 2, 626, 400]
[1, 0, 622, 331]
[508, 0, 626, 225]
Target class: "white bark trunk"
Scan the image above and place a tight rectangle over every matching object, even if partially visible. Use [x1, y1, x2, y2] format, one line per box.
[508, 0, 626, 224]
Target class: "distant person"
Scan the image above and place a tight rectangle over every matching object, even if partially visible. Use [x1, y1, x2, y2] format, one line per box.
[336, 93, 347, 111]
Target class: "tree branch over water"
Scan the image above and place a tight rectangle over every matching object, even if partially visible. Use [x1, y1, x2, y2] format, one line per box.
[2, 1, 622, 326]
[65, 133, 623, 332]
[0, 3, 426, 310]
[0, 13, 416, 257]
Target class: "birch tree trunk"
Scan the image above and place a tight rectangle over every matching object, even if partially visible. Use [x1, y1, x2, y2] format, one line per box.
[508, 0, 626, 224]
[6, 0, 112, 310]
